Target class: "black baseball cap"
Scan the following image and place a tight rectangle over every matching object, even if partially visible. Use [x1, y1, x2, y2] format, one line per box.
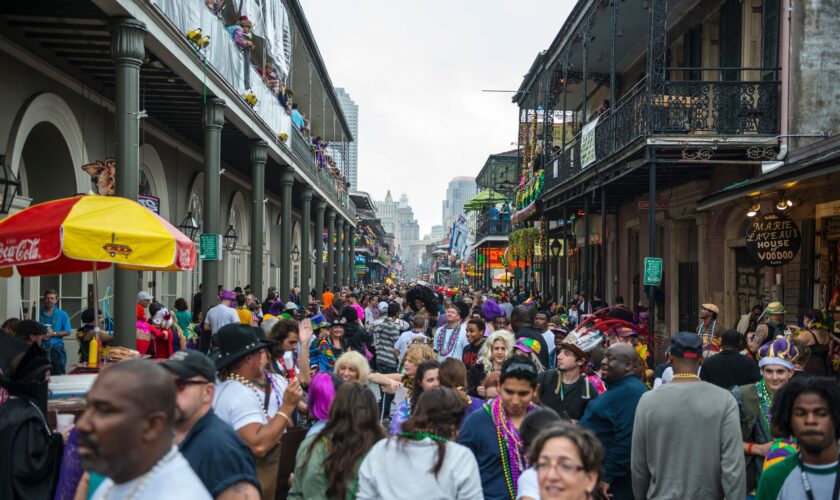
[161, 350, 217, 382]
[669, 332, 703, 359]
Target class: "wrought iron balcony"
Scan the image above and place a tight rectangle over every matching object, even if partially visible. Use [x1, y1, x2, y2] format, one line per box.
[476, 219, 511, 240]
[543, 72, 780, 190]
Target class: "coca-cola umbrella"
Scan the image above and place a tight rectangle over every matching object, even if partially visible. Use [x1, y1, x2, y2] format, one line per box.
[0, 195, 196, 342]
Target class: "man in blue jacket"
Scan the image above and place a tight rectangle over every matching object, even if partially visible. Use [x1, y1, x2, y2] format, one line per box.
[580, 343, 647, 500]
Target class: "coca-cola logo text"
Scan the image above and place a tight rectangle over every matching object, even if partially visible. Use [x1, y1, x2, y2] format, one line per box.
[0, 239, 41, 264]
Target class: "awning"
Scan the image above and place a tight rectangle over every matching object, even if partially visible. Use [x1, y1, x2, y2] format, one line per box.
[464, 189, 509, 211]
[697, 145, 840, 211]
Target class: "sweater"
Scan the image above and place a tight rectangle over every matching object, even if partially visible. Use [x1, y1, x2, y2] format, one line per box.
[288, 436, 356, 500]
[579, 375, 647, 498]
[631, 381, 746, 499]
[356, 438, 483, 499]
[457, 407, 512, 500]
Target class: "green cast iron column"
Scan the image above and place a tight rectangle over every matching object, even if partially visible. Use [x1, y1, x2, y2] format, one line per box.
[109, 18, 146, 348]
[326, 208, 336, 291]
[201, 97, 226, 314]
[280, 168, 294, 298]
[314, 199, 326, 298]
[249, 140, 268, 298]
[300, 186, 313, 306]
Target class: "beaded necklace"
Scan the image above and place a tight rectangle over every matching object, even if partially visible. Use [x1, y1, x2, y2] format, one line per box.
[756, 379, 773, 435]
[486, 396, 533, 499]
[436, 322, 462, 357]
[400, 431, 449, 443]
[101, 446, 178, 500]
[698, 319, 717, 349]
[225, 372, 268, 418]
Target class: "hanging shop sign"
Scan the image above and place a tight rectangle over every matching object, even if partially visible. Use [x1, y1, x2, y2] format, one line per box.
[487, 247, 505, 268]
[637, 200, 668, 210]
[746, 212, 801, 266]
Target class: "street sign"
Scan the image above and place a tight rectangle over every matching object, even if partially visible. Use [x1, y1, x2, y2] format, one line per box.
[199, 233, 221, 261]
[643, 257, 662, 286]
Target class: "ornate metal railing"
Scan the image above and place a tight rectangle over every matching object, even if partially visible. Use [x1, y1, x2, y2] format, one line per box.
[290, 126, 316, 171]
[656, 80, 779, 134]
[476, 219, 511, 240]
[540, 74, 779, 192]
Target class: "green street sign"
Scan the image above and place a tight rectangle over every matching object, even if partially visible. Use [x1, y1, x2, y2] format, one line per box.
[643, 257, 662, 286]
[199, 233, 221, 261]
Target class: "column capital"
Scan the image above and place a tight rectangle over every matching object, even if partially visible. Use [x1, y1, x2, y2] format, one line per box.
[315, 197, 326, 212]
[325, 208, 336, 221]
[249, 140, 268, 165]
[302, 185, 314, 201]
[202, 97, 226, 131]
[109, 18, 147, 65]
[280, 167, 295, 186]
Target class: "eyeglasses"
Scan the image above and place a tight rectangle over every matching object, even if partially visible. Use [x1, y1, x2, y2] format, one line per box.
[536, 460, 586, 475]
[175, 379, 210, 391]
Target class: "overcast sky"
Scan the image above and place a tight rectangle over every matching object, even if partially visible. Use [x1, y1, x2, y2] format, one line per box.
[300, 1, 573, 236]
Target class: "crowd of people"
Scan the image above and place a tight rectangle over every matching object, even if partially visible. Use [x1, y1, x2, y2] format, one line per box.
[2, 281, 840, 500]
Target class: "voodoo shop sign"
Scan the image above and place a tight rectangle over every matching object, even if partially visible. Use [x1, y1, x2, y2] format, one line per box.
[745, 213, 801, 266]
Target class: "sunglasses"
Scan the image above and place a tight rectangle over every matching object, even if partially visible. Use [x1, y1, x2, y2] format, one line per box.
[503, 360, 537, 375]
[175, 379, 210, 391]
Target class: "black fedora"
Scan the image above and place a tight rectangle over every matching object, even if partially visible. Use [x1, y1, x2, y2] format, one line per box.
[212, 323, 274, 370]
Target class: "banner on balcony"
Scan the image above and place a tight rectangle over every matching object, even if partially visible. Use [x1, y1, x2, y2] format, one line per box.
[581, 116, 600, 169]
[449, 220, 471, 261]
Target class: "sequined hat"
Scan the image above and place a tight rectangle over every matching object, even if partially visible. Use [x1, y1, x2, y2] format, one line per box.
[758, 337, 797, 370]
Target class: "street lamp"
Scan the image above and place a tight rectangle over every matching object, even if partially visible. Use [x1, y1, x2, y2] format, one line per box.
[178, 211, 200, 241]
[291, 245, 300, 263]
[550, 238, 561, 258]
[223, 224, 238, 251]
[0, 155, 20, 215]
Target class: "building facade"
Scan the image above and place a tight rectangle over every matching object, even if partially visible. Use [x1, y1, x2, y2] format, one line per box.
[0, 0, 357, 360]
[511, 0, 840, 357]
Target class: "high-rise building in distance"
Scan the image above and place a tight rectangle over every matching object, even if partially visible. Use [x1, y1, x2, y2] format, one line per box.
[335, 88, 358, 190]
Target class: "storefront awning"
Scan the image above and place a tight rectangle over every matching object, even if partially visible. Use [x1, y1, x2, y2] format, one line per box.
[697, 142, 840, 211]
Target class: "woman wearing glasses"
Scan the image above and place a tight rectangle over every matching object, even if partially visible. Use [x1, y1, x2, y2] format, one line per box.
[528, 423, 603, 500]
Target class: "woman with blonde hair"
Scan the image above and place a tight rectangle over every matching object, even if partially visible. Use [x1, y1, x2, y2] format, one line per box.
[333, 350, 370, 383]
[467, 330, 514, 397]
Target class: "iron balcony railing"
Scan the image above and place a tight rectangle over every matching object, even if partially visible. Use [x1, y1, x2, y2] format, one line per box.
[543, 71, 780, 190]
[476, 219, 511, 240]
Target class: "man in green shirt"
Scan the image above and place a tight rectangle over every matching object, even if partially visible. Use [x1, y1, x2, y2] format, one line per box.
[756, 377, 840, 499]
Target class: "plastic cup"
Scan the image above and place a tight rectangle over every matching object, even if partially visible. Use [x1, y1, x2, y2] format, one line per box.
[56, 413, 75, 432]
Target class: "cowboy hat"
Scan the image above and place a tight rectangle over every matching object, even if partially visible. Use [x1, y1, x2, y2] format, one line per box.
[212, 324, 274, 370]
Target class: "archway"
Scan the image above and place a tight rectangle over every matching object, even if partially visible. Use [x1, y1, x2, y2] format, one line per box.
[224, 191, 249, 290]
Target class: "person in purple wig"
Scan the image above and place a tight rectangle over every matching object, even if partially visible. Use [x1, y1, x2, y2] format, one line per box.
[306, 372, 343, 439]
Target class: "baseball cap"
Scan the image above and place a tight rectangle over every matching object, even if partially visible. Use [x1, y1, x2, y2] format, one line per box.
[161, 350, 217, 382]
[669, 332, 703, 359]
[514, 337, 541, 355]
[137, 291, 154, 301]
[285, 301, 298, 311]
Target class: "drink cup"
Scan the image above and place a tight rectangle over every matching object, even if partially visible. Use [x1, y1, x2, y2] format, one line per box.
[56, 413, 75, 433]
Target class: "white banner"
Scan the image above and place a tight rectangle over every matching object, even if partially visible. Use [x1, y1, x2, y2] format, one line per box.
[580, 116, 600, 169]
[449, 222, 471, 260]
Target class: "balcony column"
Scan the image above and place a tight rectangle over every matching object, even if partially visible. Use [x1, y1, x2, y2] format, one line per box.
[582, 18, 590, 120]
[336, 219, 345, 288]
[584, 195, 591, 307]
[280, 169, 294, 298]
[609, 0, 618, 151]
[109, 18, 147, 348]
[300, 186, 313, 306]
[346, 225, 354, 288]
[648, 157, 659, 360]
[326, 208, 335, 291]
[561, 61, 568, 175]
[600, 189, 607, 301]
[314, 199, 326, 297]
[201, 97, 226, 323]
[646, 0, 668, 126]
[561, 207, 568, 304]
[249, 140, 268, 298]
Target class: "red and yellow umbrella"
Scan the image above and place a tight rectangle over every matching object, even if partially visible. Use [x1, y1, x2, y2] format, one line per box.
[0, 195, 195, 276]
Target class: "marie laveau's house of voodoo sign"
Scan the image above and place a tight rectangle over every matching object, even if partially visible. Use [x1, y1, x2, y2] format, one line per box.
[745, 212, 802, 266]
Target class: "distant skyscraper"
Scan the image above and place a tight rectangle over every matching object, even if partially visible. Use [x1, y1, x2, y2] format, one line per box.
[335, 88, 359, 190]
[442, 176, 477, 229]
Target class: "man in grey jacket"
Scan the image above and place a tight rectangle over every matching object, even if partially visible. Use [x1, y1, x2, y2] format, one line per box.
[631, 332, 746, 499]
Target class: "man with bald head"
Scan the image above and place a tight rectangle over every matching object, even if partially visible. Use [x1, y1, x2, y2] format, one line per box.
[76, 359, 211, 499]
[580, 343, 649, 500]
